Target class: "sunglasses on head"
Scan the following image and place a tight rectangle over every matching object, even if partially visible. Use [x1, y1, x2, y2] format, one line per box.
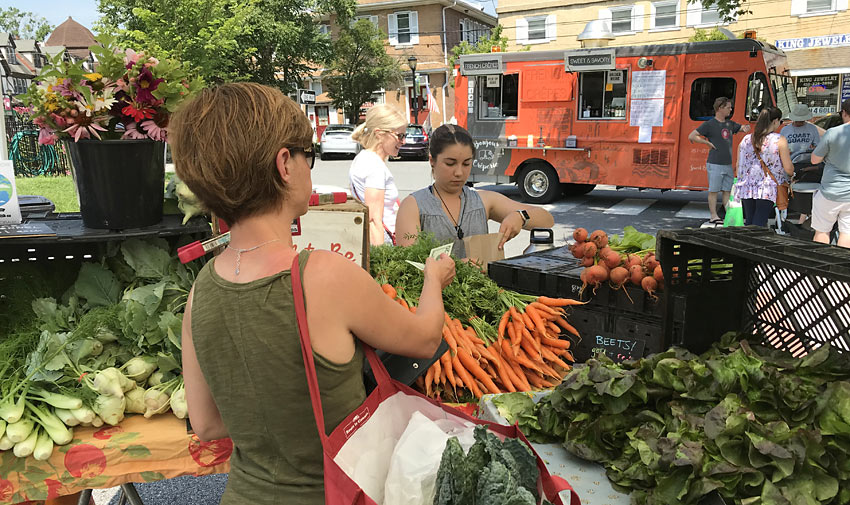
[288, 146, 316, 170]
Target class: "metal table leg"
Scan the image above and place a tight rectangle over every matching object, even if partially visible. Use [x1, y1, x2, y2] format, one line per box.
[117, 483, 146, 505]
[77, 489, 92, 505]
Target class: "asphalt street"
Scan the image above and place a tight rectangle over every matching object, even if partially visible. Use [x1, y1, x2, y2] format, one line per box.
[91, 156, 713, 504]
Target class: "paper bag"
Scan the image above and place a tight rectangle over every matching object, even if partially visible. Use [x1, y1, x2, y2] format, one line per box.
[462, 233, 504, 271]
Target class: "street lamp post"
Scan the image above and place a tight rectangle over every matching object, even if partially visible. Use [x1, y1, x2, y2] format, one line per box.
[408, 55, 418, 125]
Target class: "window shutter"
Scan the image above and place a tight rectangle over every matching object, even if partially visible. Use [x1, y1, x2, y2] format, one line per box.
[633, 5, 645, 31]
[789, 0, 807, 14]
[388, 13, 399, 45]
[516, 18, 529, 44]
[410, 11, 419, 44]
[545, 14, 557, 41]
[686, 0, 702, 25]
[837, 0, 848, 11]
[598, 8, 613, 32]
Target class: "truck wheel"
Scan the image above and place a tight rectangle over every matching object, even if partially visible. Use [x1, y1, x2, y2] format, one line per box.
[562, 183, 596, 196]
[518, 164, 560, 204]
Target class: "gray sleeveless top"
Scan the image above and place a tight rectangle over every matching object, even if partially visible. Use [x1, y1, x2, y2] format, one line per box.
[411, 185, 488, 258]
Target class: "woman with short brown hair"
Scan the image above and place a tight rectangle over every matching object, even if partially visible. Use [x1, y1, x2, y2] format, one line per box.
[171, 82, 455, 505]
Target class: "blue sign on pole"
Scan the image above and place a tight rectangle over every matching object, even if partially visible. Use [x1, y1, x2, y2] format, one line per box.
[842, 74, 850, 103]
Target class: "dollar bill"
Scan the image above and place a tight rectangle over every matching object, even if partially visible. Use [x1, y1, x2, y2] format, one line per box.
[405, 260, 426, 271]
[429, 243, 454, 260]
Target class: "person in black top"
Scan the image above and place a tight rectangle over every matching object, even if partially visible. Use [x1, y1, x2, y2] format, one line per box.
[688, 97, 751, 224]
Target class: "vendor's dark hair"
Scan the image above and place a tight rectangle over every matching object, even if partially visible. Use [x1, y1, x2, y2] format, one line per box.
[752, 107, 782, 155]
[429, 124, 475, 159]
[842, 98, 850, 117]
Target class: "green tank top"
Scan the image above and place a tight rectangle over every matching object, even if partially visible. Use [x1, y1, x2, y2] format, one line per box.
[191, 250, 366, 505]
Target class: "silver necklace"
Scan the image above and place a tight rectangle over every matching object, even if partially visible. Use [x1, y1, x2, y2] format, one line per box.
[226, 239, 284, 275]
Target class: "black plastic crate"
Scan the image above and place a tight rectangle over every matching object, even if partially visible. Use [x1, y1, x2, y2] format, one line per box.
[657, 227, 850, 356]
[566, 305, 678, 363]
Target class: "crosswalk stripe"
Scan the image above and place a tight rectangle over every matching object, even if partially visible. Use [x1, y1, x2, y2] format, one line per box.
[674, 202, 711, 219]
[542, 199, 586, 213]
[603, 198, 657, 215]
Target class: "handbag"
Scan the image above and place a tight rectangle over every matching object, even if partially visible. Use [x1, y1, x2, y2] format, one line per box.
[290, 254, 579, 505]
[758, 155, 792, 211]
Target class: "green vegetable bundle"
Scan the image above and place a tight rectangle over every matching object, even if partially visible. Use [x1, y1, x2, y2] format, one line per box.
[433, 425, 548, 505]
[1, 238, 196, 460]
[370, 234, 534, 332]
[495, 335, 850, 505]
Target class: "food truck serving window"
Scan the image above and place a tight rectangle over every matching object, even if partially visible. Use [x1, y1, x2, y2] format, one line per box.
[689, 77, 736, 121]
[578, 70, 628, 120]
[478, 74, 519, 119]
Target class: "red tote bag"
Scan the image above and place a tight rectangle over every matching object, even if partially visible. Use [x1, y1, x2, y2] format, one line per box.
[290, 255, 580, 505]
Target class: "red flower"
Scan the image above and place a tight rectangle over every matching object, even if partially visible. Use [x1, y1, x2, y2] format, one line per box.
[122, 103, 155, 123]
[135, 67, 164, 103]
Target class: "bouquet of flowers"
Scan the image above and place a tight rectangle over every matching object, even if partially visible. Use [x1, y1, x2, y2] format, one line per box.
[22, 34, 202, 144]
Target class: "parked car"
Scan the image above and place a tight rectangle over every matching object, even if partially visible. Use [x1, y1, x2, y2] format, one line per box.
[396, 125, 430, 161]
[814, 112, 844, 131]
[320, 124, 360, 160]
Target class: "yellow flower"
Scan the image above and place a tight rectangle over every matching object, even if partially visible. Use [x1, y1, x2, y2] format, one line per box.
[83, 72, 103, 81]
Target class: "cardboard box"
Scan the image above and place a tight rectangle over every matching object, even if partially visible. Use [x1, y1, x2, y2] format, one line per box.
[462, 232, 504, 272]
[293, 199, 369, 269]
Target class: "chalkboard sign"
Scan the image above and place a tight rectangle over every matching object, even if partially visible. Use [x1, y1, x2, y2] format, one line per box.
[589, 334, 646, 363]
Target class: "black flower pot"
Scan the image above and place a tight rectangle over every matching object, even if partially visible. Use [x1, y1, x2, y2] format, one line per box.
[66, 139, 166, 229]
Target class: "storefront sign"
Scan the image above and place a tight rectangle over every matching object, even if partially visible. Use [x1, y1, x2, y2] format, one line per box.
[460, 55, 503, 76]
[775, 34, 850, 51]
[842, 74, 850, 103]
[797, 74, 840, 114]
[0, 161, 22, 225]
[564, 49, 616, 72]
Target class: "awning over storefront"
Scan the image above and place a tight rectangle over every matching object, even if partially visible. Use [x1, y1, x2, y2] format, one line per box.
[786, 47, 850, 76]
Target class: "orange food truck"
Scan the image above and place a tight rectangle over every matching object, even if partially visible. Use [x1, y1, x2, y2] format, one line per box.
[454, 39, 798, 203]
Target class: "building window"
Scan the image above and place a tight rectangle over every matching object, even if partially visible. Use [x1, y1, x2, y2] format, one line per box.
[611, 7, 634, 33]
[746, 72, 771, 120]
[478, 74, 519, 119]
[389, 11, 418, 45]
[689, 77, 736, 120]
[807, 0, 833, 12]
[579, 70, 628, 120]
[528, 17, 547, 42]
[700, 6, 721, 24]
[796, 74, 840, 116]
[318, 24, 330, 36]
[652, 1, 678, 28]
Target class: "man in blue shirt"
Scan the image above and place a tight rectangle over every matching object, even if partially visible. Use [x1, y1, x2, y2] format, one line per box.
[811, 98, 850, 247]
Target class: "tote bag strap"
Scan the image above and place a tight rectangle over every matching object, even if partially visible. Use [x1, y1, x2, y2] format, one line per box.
[289, 253, 393, 445]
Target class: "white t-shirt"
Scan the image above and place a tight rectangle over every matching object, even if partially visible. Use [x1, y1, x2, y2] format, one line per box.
[349, 149, 400, 240]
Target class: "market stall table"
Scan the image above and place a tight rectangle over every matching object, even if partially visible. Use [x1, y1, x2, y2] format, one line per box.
[0, 415, 231, 505]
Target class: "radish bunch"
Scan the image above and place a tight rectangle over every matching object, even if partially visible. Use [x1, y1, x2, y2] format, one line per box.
[568, 228, 664, 299]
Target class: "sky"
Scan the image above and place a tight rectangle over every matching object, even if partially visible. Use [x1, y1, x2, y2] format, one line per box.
[3, 0, 100, 33]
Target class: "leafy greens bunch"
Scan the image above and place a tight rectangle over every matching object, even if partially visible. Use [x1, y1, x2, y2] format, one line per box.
[433, 425, 547, 505]
[494, 335, 850, 505]
[369, 234, 535, 334]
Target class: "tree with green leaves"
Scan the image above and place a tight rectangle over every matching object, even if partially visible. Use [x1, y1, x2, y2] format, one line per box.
[688, 28, 730, 42]
[0, 8, 53, 41]
[96, 0, 255, 84]
[324, 20, 403, 124]
[228, 0, 355, 93]
[449, 25, 513, 69]
[96, 0, 355, 93]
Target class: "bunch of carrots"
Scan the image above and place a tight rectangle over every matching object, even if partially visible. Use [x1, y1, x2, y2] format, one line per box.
[381, 284, 583, 402]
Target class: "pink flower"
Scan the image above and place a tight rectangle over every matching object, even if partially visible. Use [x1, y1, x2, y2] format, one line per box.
[122, 122, 148, 140]
[124, 49, 142, 69]
[63, 120, 107, 142]
[140, 119, 167, 141]
[38, 128, 58, 145]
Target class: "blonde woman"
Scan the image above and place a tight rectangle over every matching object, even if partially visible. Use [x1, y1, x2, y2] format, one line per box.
[349, 104, 408, 245]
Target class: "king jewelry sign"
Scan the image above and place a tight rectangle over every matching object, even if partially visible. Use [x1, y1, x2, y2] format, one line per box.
[775, 34, 850, 51]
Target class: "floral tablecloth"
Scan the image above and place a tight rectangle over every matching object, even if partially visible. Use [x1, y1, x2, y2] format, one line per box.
[0, 415, 232, 504]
